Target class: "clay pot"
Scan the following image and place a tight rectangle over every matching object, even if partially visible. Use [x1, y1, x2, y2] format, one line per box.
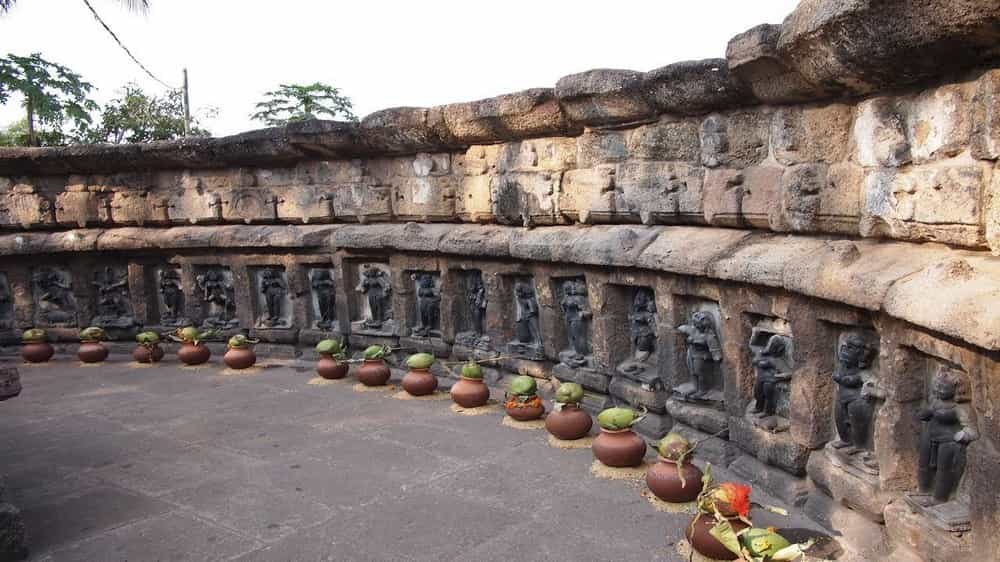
[686, 513, 750, 561]
[356, 359, 391, 387]
[545, 404, 593, 440]
[592, 428, 647, 467]
[132, 344, 165, 364]
[450, 376, 490, 408]
[646, 457, 704, 503]
[224, 347, 256, 370]
[316, 354, 349, 379]
[21, 342, 54, 363]
[505, 396, 544, 421]
[78, 342, 109, 363]
[401, 367, 438, 396]
[177, 342, 211, 365]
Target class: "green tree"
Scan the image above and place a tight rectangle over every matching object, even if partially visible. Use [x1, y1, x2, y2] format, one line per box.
[80, 82, 215, 144]
[0, 53, 98, 146]
[251, 82, 356, 126]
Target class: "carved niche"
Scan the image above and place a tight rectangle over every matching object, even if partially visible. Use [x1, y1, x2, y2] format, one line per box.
[32, 267, 77, 327]
[673, 302, 724, 405]
[254, 267, 291, 329]
[455, 270, 489, 350]
[195, 267, 238, 329]
[507, 277, 542, 360]
[827, 330, 882, 475]
[747, 317, 794, 433]
[352, 263, 394, 334]
[156, 266, 190, 327]
[555, 277, 592, 368]
[616, 287, 659, 384]
[309, 268, 337, 330]
[410, 272, 441, 338]
[0, 272, 13, 329]
[91, 266, 136, 328]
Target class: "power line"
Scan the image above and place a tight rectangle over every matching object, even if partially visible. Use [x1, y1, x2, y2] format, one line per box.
[80, 0, 180, 90]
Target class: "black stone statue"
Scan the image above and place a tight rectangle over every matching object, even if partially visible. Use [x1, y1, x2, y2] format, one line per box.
[469, 275, 487, 337]
[629, 289, 657, 361]
[513, 280, 540, 347]
[258, 269, 288, 328]
[412, 273, 441, 337]
[356, 265, 391, 330]
[311, 269, 336, 329]
[558, 279, 591, 366]
[91, 266, 134, 327]
[832, 334, 881, 459]
[917, 369, 978, 503]
[158, 268, 186, 326]
[197, 269, 237, 328]
[676, 311, 722, 399]
[0, 273, 12, 327]
[751, 334, 791, 418]
[34, 268, 76, 325]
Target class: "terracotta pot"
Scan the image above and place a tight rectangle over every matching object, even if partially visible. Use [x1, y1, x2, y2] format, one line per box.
[646, 456, 704, 503]
[356, 359, 391, 386]
[21, 342, 54, 363]
[177, 342, 211, 365]
[132, 344, 165, 364]
[592, 428, 647, 467]
[401, 368, 438, 396]
[450, 376, 490, 408]
[78, 342, 109, 363]
[686, 513, 750, 560]
[224, 346, 256, 370]
[316, 354, 349, 379]
[505, 396, 544, 421]
[545, 404, 592, 440]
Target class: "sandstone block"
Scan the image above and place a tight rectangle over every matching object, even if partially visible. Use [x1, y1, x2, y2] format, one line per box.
[615, 161, 703, 225]
[665, 399, 727, 435]
[729, 416, 812, 476]
[491, 171, 562, 226]
[554, 69, 655, 127]
[853, 97, 910, 168]
[771, 103, 853, 165]
[905, 82, 970, 164]
[807, 449, 892, 522]
[642, 58, 752, 115]
[496, 138, 577, 174]
[55, 191, 99, 228]
[576, 130, 627, 168]
[725, 24, 823, 104]
[560, 166, 617, 224]
[441, 88, 578, 144]
[699, 110, 770, 169]
[884, 500, 972, 562]
[359, 106, 453, 153]
[625, 118, 700, 162]
[636, 226, 752, 277]
[729, 453, 812, 506]
[972, 69, 1000, 160]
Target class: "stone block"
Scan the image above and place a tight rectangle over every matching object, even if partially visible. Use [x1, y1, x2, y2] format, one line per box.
[553, 362, 610, 394]
[803, 491, 892, 562]
[725, 24, 823, 104]
[635, 226, 752, 277]
[108, 190, 152, 226]
[579, 391, 614, 415]
[632, 412, 672, 441]
[736, 165, 784, 229]
[329, 182, 392, 223]
[393, 174, 459, 222]
[491, 171, 562, 226]
[905, 82, 970, 164]
[0, 501, 26, 562]
[729, 453, 812, 507]
[699, 110, 770, 169]
[554, 69, 655, 127]
[853, 97, 910, 168]
[496, 138, 577, 173]
[359, 106, 453, 153]
[642, 58, 752, 115]
[884, 500, 972, 562]
[456, 174, 493, 222]
[806, 449, 892, 522]
[779, 163, 827, 232]
[972, 69, 1000, 160]
[665, 398, 727, 435]
[277, 184, 334, 224]
[771, 103, 854, 165]
[3, 192, 51, 228]
[560, 166, 617, 224]
[55, 191, 99, 227]
[576, 130, 627, 168]
[669, 422, 739, 468]
[0, 366, 20, 401]
[625, 118, 700, 162]
[562, 225, 660, 268]
[609, 375, 668, 414]
[615, 161, 703, 225]
[729, 416, 812, 476]
[701, 168, 745, 227]
[441, 88, 578, 144]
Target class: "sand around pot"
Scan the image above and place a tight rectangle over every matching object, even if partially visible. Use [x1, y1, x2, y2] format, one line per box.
[548, 435, 595, 449]
[128, 362, 161, 368]
[179, 364, 212, 371]
[220, 366, 264, 376]
[77, 362, 104, 368]
[392, 390, 449, 401]
[641, 489, 697, 514]
[502, 416, 546, 430]
[450, 401, 501, 416]
[590, 459, 650, 482]
[353, 383, 397, 393]
[308, 377, 351, 386]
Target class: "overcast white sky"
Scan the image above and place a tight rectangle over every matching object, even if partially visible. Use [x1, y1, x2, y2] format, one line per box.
[0, 0, 800, 137]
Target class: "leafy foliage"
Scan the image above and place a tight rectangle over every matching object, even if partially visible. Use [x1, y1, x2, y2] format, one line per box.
[79, 82, 214, 144]
[250, 82, 356, 126]
[0, 53, 97, 146]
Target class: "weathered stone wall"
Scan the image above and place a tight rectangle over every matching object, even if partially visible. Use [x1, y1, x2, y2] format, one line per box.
[3, 1, 1000, 560]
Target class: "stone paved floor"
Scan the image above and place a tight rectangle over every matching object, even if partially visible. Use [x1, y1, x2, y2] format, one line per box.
[0, 356, 830, 561]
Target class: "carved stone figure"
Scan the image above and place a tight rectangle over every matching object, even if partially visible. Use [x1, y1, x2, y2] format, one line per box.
[917, 369, 978, 504]
[158, 268, 187, 326]
[355, 265, 391, 330]
[558, 279, 591, 367]
[91, 266, 135, 327]
[258, 269, 288, 328]
[310, 269, 336, 329]
[0, 273, 12, 328]
[34, 268, 76, 325]
[618, 289, 657, 377]
[196, 268, 238, 329]
[751, 334, 792, 419]
[509, 280, 541, 358]
[676, 311, 722, 399]
[412, 273, 441, 337]
[832, 333, 882, 470]
[469, 275, 487, 336]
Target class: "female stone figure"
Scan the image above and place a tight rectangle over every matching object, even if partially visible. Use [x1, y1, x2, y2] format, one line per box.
[832, 334, 880, 455]
[628, 289, 657, 362]
[412, 273, 441, 337]
[468, 276, 487, 337]
[917, 369, 978, 503]
[676, 311, 722, 399]
[259, 269, 287, 327]
[356, 265, 391, 329]
[197, 269, 235, 327]
[35, 268, 75, 324]
[158, 269, 185, 325]
[751, 334, 791, 418]
[311, 270, 336, 329]
[559, 279, 591, 364]
[514, 280, 540, 347]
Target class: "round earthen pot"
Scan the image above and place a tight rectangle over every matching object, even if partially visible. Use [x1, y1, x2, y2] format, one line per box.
[686, 513, 750, 560]
[316, 354, 349, 380]
[505, 397, 545, 421]
[356, 359, 391, 387]
[545, 404, 593, 440]
[401, 368, 438, 396]
[224, 347, 256, 370]
[646, 457, 704, 503]
[177, 342, 211, 366]
[21, 342, 54, 363]
[450, 376, 490, 408]
[592, 428, 647, 467]
[78, 342, 109, 363]
[132, 344, 165, 364]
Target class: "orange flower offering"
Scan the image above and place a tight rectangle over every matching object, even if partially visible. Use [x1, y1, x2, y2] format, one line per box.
[506, 394, 543, 409]
[701, 482, 752, 518]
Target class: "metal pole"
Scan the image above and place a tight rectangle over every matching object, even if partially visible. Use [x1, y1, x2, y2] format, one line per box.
[182, 68, 191, 136]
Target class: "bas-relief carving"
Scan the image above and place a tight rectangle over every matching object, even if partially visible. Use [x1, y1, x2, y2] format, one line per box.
[196, 267, 238, 329]
[508, 278, 542, 360]
[33, 267, 77, 326]
[256, 268, 291, 329]
[309, 268, 337, 330]
[828, 332, 883, 474]
[455, 270, 489, 349]
[353, 264, 394, 334]
[557, 278, 592, 368]
[747, 319, 794, 432]
[91, 266, 136, 328]
[674, 308, 724, 404]
[411, 272, 441, 338]
[616, 287, 658, 384]
[157, 266, 190, 327]
[0, 272, 12, 329]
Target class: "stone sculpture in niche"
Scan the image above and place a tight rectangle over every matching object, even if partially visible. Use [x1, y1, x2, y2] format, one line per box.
[617, 288, 657, 378]
[830, 333, 882, 472]
[508, 279, 542, 359]
[196, 268, 238, 329]
[33, 267, 76, 326]
[557, 279, 591, 367]
[355, 264, 392, 330]
[91, 266, 135, 328]
[257, 268, 289, 328]
[915, 368, 978, 506]
[411, 273, 441, 338]
[675, 311, 723, 401]
[158, 268, 189, 327]
[748, 328, 794, 432]
[0, 273, 12, 329]
[310, 269, 336, 329]
[456, 272, 489, 349]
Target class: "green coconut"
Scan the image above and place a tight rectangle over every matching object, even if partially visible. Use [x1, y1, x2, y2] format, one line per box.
[509, 375, 537, 396]
[79, 326, 106, 342]
[461, 361, 483, 379]
[597, 407, 639, 431]
[315, 339, 344, 356]
[177, 326, 200, 342]
[22, 328, 48, 343]
[657, 432, 693, 461]
[363, 345, 388, 360]
[136, 331, 160, 345]
[227, 334, 255, 348]
[742, 528, 792, 558]
[555, 382, 584, 404]
[406, 352, 435, 369]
